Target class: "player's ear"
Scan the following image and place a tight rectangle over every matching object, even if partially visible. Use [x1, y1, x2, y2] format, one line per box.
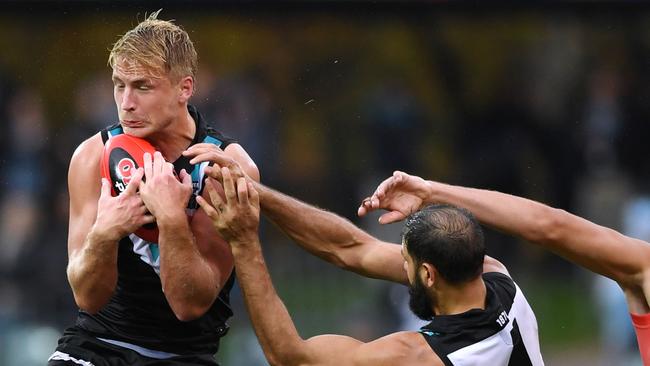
[178, 76, 194, 103]
[420, 263, 436, 288]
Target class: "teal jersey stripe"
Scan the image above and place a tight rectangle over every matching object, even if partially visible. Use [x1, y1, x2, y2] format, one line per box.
[109, 126, 124, 137]
[203, 135, 223, 146]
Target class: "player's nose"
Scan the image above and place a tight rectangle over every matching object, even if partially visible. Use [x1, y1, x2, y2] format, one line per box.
[120, 87, 137, 111]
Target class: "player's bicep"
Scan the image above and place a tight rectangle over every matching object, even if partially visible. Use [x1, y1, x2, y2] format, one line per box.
[562, 214, 650, 286]
[355, 240, 408, 285]
[301, 332, 438, 366]
[67, 134, 103, 258]
[299, 334, 364, 366]
[223, 143, 260, 182]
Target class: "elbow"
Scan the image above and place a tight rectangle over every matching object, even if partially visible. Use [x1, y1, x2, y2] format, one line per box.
[173, 306, 209, 322]
[303, 241, 359, 271]
[76, 300, 101, 315]
[266, 354, 286, 366]
[268, 356, 301, 366]
[264, 341, 309, 366]
[326, 246, 364, 273]
[327, 250, 355, 271]
[161, 277, 217, 321]
[69, 275, 113, 314]
[73, 293, 109, 314]
[169, 301, 211, 322]
[329, 233, 370, 272]
[67, 260, 115, 315]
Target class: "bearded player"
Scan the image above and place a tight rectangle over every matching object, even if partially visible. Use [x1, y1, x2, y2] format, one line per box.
[360, 171, 650, 364]
[48, 11, 259, 366]
[184, 147, 544, 365]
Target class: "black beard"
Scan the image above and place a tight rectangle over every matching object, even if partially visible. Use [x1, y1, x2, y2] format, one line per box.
[408, 276, 435, 321]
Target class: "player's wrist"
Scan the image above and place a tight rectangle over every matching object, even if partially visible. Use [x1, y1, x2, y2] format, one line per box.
[156, 211, 190, 232]
[88, 224, 122, 244]
[230, 237, 262, 255]
[423, 180, 443, 205]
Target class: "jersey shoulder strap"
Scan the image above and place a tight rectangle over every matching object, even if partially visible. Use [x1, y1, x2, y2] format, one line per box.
[100, 123, 123, 144]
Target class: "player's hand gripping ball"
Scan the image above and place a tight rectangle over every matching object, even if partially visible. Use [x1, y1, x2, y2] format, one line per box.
[101, 134, 161, 242]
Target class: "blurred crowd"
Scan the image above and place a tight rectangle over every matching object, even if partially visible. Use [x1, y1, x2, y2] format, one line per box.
[1, 6, 650, 365]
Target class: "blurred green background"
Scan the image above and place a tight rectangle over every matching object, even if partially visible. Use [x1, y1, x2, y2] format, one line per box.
[0, 2, 648, 365]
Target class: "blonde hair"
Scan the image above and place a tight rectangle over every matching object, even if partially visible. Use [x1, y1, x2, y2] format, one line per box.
[108, 10, 197, 81]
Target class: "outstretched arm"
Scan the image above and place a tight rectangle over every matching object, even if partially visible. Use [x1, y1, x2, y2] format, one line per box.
[360, 171, 650, 290]
[184, 144, 406, 284]
[196, 169, 441, 366]
[256, 184, 406, 284]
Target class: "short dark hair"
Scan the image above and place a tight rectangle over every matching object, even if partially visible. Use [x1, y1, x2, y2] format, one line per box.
[402, 204, 485, 284]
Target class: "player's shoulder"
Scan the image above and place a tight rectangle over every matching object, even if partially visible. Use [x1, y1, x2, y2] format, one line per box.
[69, 133, 103, 181]
[353, 331, 443, 366]
[203, 124, 234, 146]
[71, 133, 103, 162]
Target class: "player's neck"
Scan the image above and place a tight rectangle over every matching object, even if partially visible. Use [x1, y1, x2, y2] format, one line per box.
[433, 277, 486, 316]
[150, 108, 196, 162]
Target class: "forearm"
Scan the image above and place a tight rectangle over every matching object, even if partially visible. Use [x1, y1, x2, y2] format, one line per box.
[67, 228, 119, 313]
[158, 217, 218, 321]
[428, 181, 557, 244]
[232, 241, 308, 366]
[428, 181, 645, 282]
[255, 183, 403, 282]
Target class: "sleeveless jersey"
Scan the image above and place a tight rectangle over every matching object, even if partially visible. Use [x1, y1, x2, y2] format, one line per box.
[419, 272, 544, 366]
[631, 312, 650, 365]
[73, 105, 236, 356]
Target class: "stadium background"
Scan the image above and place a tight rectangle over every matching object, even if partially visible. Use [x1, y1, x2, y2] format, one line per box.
[0, 2, 648, 365]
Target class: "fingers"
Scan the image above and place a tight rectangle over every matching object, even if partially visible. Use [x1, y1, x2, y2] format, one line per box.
[138, 179, 146, 194]
[204, 166, 223, 183]
[248, 182, 260, 208]
[206, 180, 226, 213]
[182, 144, 232, 166]
[373, 171, 404, 200]
[182, 143, 222, 157]
[196, 195, 219, 220]
[222, 167, 237, 205]
[374, 176, 392, 200]
[188, 151, 230, 166]
[123, 168, 144, 196]
[100, 178, 112, 199]
[357, 196, 372, 217]
[180, 168, 192, 187]
[143, 152, 153, 181]
[237, 177, 248, 205]
[161, 161, 174, 177]
[141, 213, 156, 225]
[153, 151, 164, 176]
[357, 205, 367, 217]
[378, 211, 407, 225]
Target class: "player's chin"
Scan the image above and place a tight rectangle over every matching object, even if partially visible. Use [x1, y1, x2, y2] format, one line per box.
[122, 125, 151, 138]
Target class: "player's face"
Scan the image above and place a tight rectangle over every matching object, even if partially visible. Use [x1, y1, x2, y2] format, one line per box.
[401, 241, 415, 284]
[402, 241, 435, 320]
[112, 60, 180, 138]
[408, 275, 435, 321]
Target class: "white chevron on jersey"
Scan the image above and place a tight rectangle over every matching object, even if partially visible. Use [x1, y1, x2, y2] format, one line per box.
[447, 283, 543, 366]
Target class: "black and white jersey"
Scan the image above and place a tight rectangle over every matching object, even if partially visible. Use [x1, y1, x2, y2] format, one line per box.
[70, 105, 237, 356]
[420, 272, 544, 366]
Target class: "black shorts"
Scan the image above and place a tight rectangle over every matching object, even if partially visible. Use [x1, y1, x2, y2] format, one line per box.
[48, 331, 219, 366]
